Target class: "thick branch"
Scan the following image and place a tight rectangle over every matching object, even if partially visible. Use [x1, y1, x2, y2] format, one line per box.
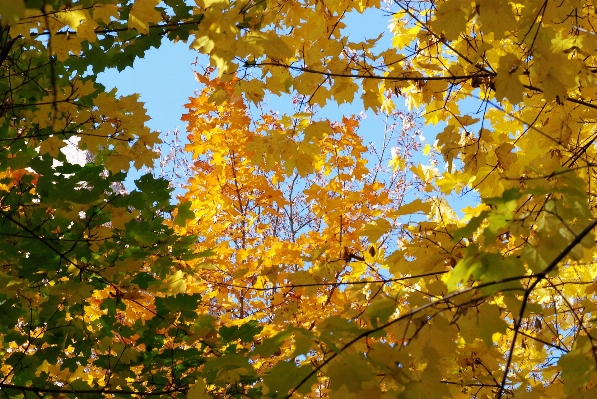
[25, 19, 204, 39]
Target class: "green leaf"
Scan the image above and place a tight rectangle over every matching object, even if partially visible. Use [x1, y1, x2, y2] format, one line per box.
[365, 297, 397, 328]
[452, 211, 488, 243]
[134, 174, 171, 205]
[559, 336, 595, 394]
[445, 244, 481, 291]
[175, 201, 194, 226]
[155, 293, 201, 312]
[262, 361, 316, 396]
[220, 320, 263, 343]
[326, 353, 377, 394]
[253, 329, 293, 357]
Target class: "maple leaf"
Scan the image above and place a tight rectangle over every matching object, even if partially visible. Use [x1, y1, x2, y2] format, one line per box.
[494, 142, 517, 169]
[92, 4, 119, 24]
[494, 53, 524, 104]
[395, 198, 431, 217]
[76, 19, 99, 43]
[129, 0, 161, 35]
[39, 136, 66, 158]
[359, 218, 392, 242]
[0, 1, 25, 24]
[431, 0, 469, 40]
[105, 153, 132, 173]
[187, 380, 211, 399]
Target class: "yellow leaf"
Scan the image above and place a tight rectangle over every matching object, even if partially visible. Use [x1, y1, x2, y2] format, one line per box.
[436, 171, 467, 194]
[235, 79, 265, 104]
[332, 79, 359, 104]
[92, 4, 119, 24]
[458, 303, 507, 347]
[431, 0, 469, 40]
[409, 163, 437, 183]
[131, 141, 157, 169]
[388, 155, 406, 172]
[164, 270, 187, 294]
[110, 207, 134, 230]
[391, 25, 419, 49]
[76, 19, 99, 43]
[359, 218, 392, 242]
[188, 379, 211, 399]
[494, 53, 524, 104]
[197, 0, 229, 7]
[495, 142, 517, 169]
[128, 0, 161, 35]
[39, 136, 66, 158]
[303, 121, 332, 142]
[51, 34, 83, 61]
[395, 198, 431, 217]
[450, 115, 479, 126]
[262, 33, 294, 60]
[362, 79, 382, 113]
[435, 125, 460, 172]
[0, 0, 25, 24]
[105, 153, 132, 173]
[476, 0, 518, 39]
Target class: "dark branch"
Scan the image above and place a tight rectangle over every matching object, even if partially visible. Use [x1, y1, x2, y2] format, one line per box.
[496, 217, 597, 399]
[0, 383, 186, 396]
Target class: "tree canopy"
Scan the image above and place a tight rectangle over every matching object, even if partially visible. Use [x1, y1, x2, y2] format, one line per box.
[1, 0, 597, 398]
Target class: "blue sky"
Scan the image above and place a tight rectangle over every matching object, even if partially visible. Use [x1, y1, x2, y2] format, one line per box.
[97, 40, 202, 134]
[96, 8, 393, 134]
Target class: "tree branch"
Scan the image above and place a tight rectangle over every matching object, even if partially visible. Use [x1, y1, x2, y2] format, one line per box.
[0, 383, 186, 396]
[496, 217, 597, 399]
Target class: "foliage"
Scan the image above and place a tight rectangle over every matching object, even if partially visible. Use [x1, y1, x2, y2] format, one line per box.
[2, 0, 597, 398]
[0, 0, 214, 397]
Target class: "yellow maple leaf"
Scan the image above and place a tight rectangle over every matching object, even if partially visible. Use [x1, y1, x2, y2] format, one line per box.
[495, 142, 517, 169]
[76, 19, 98, 43]
[188, 379, 211, 399]
[494, 53, 524, 104]
[388, 154, 406, 172]
[436, 171, 468, 194]
[361, 89, 381, 113]
[110, 206, 134, 230]
[475, 0, 518, 39]
[92, 4, 119, 24]
[395, 198, 431, 217]
[431, 0, 469, 40]
[197, 0, 229, 7]
[0, 1, 25, 24]
[39, 136, 66, 158]
[359, 218, 392, 242]
[52, 9, 89, 30]
[303, 121, 332, 143]
[128, 0, 161, 35]
[138, 130, 162, 147]
[51, 34, 83, 61]
[105, 153, 132, 173]
[164, 270, 187, 294]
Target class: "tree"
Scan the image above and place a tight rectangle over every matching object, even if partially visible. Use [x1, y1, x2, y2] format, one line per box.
[0, 1, 213, 397]
[180, 69, 423, 332]
[2, 0, 597, 399]
[177, 0, 597, 397]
